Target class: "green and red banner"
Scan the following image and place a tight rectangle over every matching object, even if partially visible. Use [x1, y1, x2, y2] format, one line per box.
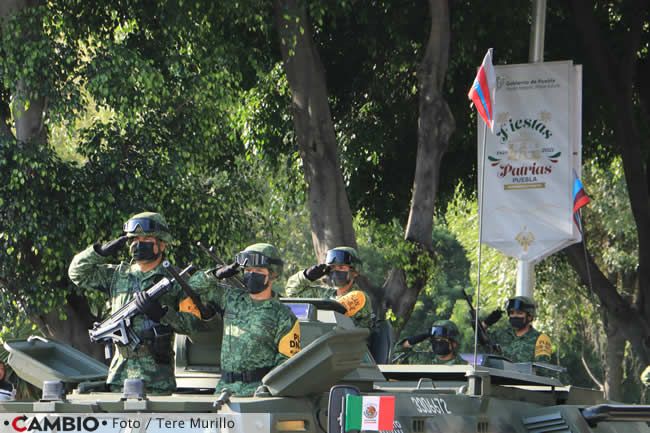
[344, 395, 395, 432]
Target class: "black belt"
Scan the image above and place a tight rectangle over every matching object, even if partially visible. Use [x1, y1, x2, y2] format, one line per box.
[221, 367, 273, 384]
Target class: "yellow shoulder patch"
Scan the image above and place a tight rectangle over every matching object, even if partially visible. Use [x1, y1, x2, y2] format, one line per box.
[278, 320, 301, 357]
[179, 297, 202, 319]
[338, 290, 367, 317]
[535, 333, 552, 358]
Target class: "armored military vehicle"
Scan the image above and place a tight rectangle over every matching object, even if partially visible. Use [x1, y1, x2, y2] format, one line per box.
[2, 298, 650, 433]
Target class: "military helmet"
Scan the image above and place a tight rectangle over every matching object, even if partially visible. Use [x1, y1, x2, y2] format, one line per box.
[123, 212, 173, 243]
[430, 320, 460, 341]
[505, 296, 536, 318]
[325, 246, 362, 269]
[236, 243, 284, 276]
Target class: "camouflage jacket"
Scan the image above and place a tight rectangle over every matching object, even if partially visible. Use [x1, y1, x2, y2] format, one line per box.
[190, 270, 301, 397]
[490, 326, 552, 363]
[641, 365, 650, 386]
[68, 245, 201, 394]
[285, 271, 374, 329]
[395, 345, 467, 365]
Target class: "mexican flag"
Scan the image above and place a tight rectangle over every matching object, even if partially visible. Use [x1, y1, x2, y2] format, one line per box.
[344, 395, 395, 431]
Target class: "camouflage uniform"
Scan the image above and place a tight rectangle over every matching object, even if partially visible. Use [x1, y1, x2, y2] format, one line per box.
[490, 326, 552, 363]
[68, 246, 200, 394]
[190, 271, 301, 396]
[286, 271, 374, 329]
[395, 320, 466, 365]
[397, 349, 467, 365]
[641, 365, 650, 386]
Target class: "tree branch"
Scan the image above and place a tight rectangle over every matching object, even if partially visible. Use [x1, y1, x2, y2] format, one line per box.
[565, 243, 650, 364]
[581, 353, 604, 391]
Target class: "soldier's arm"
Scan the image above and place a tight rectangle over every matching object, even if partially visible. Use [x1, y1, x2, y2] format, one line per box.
[158, 295, 204, 335]
[160, 270, 229, 334]
[274, 308, 301, 366]
[159, 270, 227, 333]
[67, 245, 117, 294]
[285, 271, 326, 298]
[187, 269, 229, 311]
[534, 333, 553, 363]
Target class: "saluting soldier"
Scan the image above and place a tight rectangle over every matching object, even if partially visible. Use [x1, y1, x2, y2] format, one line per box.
[190, 243, 301, 397]
[395, 320, 467, 365]
[286, 246, 374, 329]
[490, 296, 552, 363]
[68, 212, 201, 394]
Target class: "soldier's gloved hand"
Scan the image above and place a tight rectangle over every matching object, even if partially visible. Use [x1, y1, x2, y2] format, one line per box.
[93, 235, 128, 257]
[214, 262, 240, 279]
[304, 264, 330, 281]
[405, 332, 430, 346]
[134, 292, 167, 322]
[484, 308, 504, 327]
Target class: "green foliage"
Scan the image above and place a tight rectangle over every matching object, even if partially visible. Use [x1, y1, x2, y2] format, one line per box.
[445, 184, 516, 307]
[0, 4, 82, 121]
[399, 224, 472, 343]
[0, 1, 276, 333]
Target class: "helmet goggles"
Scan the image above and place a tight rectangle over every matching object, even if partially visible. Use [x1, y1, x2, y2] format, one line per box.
[235, 251, 283, 268]
[325, 249, 357, 266]
[505, 298, 533, 313]
[430, 325, 455, 339]
[123, 218, 169, 234]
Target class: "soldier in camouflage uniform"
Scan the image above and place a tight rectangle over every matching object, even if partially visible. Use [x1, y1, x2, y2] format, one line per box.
[641, 365, 650, 386]
[286, 246, 374, 329]
[394, 320, 467, 365]
[68, 212, 201, 394]
[189, 243, 301, 397]
[489, 296, 552, 363]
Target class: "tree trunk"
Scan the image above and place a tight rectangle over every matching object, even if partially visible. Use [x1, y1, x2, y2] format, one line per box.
[384, 0, 454, 322]
[30, 293, 105, 360]
[567, 0, 650, 367]
[275, 0, 357, 261]
[603, 317, 625, 401]
[0, 0, 104, 361]
[276, 0, 454, 326]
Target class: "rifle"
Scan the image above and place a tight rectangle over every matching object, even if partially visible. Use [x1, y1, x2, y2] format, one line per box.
[164, 261, 215, 320]
[196, 241, 246, 289]
[88, 261, 194, 357]
[462, 289, 502, 355]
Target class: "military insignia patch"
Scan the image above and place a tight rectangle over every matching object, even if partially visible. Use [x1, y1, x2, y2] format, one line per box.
[279, 320, 301, 357]
[179, 296, 202, 319]
[338, 290, 366, 317]
[535, 333, 552, 358]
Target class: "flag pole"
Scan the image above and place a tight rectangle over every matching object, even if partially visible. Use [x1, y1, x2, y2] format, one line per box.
[578, 212, 594, 292]
[474, 119, 489, 366]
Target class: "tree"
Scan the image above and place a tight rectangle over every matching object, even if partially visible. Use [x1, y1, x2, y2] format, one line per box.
[560, 0, 650, 370]
[275, 0, 454, 325]
[0, 0, 267, 356]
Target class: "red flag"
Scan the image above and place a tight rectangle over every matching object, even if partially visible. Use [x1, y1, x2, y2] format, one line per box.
[573, 174, 591, 230]
[468, 48, 497, 132]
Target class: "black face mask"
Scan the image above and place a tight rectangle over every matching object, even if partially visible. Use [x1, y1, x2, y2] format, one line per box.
[329, 270, 351, 288]
[431, 339, 452, 356]
[129, 241, 160, 262]
[509, 316, 527, 330]
[243, 272, 268, 294]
